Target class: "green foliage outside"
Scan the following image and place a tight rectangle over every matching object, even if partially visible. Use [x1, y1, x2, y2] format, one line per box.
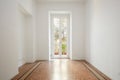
[62, 43, 66, 53]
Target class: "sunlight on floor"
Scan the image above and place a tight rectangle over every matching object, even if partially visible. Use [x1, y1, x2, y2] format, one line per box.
[51, 59, 69, 80]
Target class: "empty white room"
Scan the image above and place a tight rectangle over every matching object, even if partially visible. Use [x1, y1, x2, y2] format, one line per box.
[0, 0, 120, 80]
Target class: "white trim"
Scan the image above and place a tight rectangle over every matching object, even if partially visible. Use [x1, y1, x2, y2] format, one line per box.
[49, 11, 72, 14]
[48, 11, 51, 60]
[70, 12, 72, 60]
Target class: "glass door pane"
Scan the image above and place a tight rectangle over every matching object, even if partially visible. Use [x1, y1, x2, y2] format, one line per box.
[61, 17, 68, 56]
[53, 17, 61, 58]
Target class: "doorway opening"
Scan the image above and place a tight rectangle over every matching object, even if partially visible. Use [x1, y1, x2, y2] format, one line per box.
[49, 11, 72, 59]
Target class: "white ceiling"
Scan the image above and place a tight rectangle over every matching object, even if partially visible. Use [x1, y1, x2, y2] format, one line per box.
[36, 0, 86, 3]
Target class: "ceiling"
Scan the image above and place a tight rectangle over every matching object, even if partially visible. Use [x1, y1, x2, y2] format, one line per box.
[36, 0, 86, 3]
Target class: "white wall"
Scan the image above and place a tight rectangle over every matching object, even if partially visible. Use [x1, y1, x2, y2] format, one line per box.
[36, 2, 86, 60]
[18, 10, 35, 65]
[18, 10, 26, 67]
[24, 15, 35, 63]
[0, 0, 18, 80]
[85, 0, 120, 80]
[17, 0, 37, 65]
[0, 0, 37, 79]
[32, 0, 38, 61]
[18, 0, 33, 15]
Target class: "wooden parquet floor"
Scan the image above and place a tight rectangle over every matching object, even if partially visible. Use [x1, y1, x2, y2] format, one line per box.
[12, 59, 110, 80]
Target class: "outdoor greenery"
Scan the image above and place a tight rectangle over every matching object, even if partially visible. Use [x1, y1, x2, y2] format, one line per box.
[62, 43, 66, 54]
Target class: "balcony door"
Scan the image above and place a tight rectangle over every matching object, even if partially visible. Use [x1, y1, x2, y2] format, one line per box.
[50, 12, 70, 59]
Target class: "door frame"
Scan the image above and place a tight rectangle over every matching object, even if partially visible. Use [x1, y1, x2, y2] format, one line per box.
[48, 11, 72, 60]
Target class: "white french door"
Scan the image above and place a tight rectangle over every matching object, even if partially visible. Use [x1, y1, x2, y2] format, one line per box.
[50, 12, 70, 59]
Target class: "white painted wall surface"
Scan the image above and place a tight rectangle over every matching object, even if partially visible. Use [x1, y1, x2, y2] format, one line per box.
[32, 0, 38, 62]
[0, 0, 18, 80]
[85, 0, 120, 80]
[36, 2, 86, 60]
[17, 0, 37, 65]
[24, 15, 35, 63]
[18, 10, 26, 67]
[18, 0, 33, 15]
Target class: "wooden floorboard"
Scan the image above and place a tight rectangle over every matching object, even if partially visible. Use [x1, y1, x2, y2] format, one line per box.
[12, 59, 111, 80]
[82, 61, 111, 80]
[11, 62, 37, 80]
